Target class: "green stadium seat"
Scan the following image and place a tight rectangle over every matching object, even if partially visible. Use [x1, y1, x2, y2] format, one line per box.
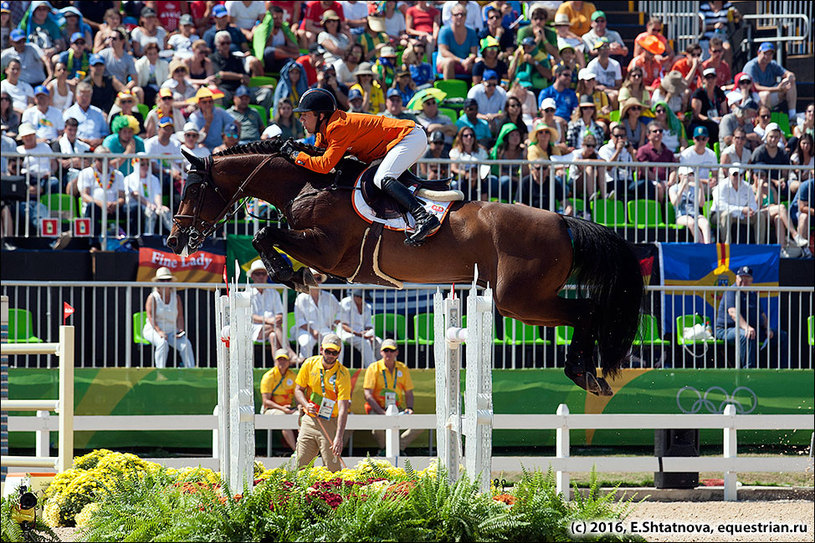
[591, 198, 627, 227]
[633, 314, 669, 346]
[40, 194, 79, 221]
[555, 326, 573, 346]
[413, 313, 434, 345]
[373, 313, 410, 346]
[133, 311, 150, 344]
[8, 309, 43, 343]
[248, 104, 268, 126]
[675, 314, 722, 346]
[249, 76, 277, 88]
[438, 107, 458, 124]
[137, 103, 149, 119]
[503, 317, 550, 345]
[770, 112, 791, 138]
[434, 79, 468, 100]
[808, 315, 814, 346]
[628, 199, 667, 228]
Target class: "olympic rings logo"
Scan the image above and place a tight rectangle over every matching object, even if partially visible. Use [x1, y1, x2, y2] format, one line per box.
[676, 386, 758, 414]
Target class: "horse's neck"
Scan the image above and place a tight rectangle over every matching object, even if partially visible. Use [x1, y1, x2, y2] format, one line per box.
[219, 155, 318, 209]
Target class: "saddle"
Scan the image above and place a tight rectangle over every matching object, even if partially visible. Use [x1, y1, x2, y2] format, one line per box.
[354, 158, 458, 220]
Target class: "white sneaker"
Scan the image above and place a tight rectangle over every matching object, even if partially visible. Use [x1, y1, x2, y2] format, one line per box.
[793, 233, 809, 247]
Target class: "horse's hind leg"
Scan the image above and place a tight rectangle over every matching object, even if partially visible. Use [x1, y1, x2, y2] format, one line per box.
[564, 299, 613, 397]
[497, 291, 612, 396]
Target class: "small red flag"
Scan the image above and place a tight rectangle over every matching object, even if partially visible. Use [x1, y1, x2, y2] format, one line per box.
[63, 302, 75, 325]
[222, 265, 229, 296]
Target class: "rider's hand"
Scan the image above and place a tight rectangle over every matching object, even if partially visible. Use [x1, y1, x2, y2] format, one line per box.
[280, 139, 298, 161]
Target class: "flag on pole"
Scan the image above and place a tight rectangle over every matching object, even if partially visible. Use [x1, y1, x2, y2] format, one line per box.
[223, 265, 229, 296]
[63, 302, 75, 325]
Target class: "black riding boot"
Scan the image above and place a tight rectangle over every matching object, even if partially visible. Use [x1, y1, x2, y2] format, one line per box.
[380, 177, 440, 245]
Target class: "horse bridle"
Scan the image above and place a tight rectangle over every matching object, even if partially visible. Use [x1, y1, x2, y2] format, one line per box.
[173, 155, 273, 251]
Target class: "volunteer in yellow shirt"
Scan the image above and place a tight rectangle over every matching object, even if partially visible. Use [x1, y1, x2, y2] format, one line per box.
[293, 333, 351, 471]
[260, 348, 298, 452]
[363, 339, 419, 453]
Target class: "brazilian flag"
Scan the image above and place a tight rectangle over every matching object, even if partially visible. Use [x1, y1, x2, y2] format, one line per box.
[225, 235, 305, 283]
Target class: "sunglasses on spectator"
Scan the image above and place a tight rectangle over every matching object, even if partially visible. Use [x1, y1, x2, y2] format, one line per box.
[105, 35, 119, 41]
[382, 348, 397, 352]
[739, 80, 751, 85]
[612, 133, 626, 138]
[595, 18, 606, 22]
[760, 114, 770, 119]
[704, 74, 716, 79]
[655, 108, 666, 114]
[584, 143, 596, 148]
[694, 135, 708, 140]
[484, 82, 496, 87]
[461, 133, 474, 138]
[1, 96, 10, 101]
[734, 136, 746, 140]
[452, 12, 465, 18]
[630, 73, 642, 78]
[323, 349, 339, 356]
[560, 73, 572, 78]
[630, 106, 641, 111]
[488, 14, 500, 20]
[75, 40, 86, 45]
[199, 99, 213, 104]
[543, 107, 555, 112]
[650, 128, 663, 133]
[508, 103, 520, 108]
[424, 100, 437, 106]
[711, 49, 723, 54]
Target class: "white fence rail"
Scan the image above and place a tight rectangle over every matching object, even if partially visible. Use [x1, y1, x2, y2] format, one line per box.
[7, 405, 812, 501]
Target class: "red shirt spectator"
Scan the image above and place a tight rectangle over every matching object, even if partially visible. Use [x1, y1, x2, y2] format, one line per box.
[671, 56, 701, 92]
[297, 53, 319, 87]
[155, 1, 187, 33]
[271, 1, 301, 24]
[628, 55, 663, 89]
[300, 1, 345, 31]
[406, 3, 439, 35]
[636, 138, 676, 182]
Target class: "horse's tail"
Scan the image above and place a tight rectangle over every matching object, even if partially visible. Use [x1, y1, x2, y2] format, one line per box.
[561, 216, 643, 377]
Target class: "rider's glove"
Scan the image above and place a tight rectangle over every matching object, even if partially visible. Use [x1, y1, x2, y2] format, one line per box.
[280, 139, 299, 161]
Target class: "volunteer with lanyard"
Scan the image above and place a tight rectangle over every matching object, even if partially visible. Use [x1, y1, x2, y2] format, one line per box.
[260, 348, 299, 453]
[281, 88, 440, 246]
[293, 333, 351, 471]
[363, 339, 419, 454]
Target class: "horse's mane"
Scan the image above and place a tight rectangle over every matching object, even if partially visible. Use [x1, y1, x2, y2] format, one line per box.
[212, 137, 326, 158]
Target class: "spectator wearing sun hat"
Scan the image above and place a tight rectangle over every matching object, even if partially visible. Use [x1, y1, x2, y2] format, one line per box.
[188, 86, 239, 151]
[552, 13, 586, 67]
[629, 34, 666, 89]
[21, 85, 63, 143]
[633, 16, 676, 70]
[349, 62, 385, 114]
[582, 10, 628, 58]
[144, 87, 185, 139]
[259, 347, 299, 452]
[743, 42, 798, 120]
[108, 90, 146, 136]
[472, 35, 508, 86]
[142, 266, 197, 368]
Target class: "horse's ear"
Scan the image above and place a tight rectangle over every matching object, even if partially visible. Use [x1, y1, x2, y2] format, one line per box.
[182, 147, 205, 171]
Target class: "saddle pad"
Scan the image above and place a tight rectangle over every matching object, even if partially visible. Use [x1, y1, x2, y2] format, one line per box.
[351, 165, 454, 234]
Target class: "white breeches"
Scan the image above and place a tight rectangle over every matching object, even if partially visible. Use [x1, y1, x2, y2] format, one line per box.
[373, 125, 428, 188]
[143, 327, 197, 368]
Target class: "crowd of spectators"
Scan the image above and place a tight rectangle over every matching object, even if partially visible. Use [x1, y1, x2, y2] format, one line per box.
[0, 1, 812, 255]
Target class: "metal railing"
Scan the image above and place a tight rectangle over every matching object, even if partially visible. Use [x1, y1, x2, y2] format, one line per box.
[4, 152, 811, 246]
[1, 282, 812, 371]
[753, 1, 813, 56]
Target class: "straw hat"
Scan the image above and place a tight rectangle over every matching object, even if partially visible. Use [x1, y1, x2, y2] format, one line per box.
[353, 62, 374, 77]
[368, 14, 386, 33]
[553, 13, 571, 26]
[620, 97, 645, 118]
[320, 10, 340, 24]
[660, 70, 688, 94]
[636, 34, 666, 55]
[531, 121, 558, 144]
[249, 259, 267, 275]
[153, 267, 175, 281]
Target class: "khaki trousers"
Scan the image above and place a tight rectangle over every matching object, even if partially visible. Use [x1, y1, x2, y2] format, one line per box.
[296, 414, 342, 472]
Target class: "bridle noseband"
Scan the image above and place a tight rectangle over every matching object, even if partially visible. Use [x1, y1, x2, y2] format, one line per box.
[173, 154, 273, 252]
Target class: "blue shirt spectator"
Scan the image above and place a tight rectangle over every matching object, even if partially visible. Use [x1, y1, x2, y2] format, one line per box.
[409, 62, 434, 87]
[63, 82, 109, 146]
[743, 52, 787, 88]
[437, 24, 479, 60]
[190, 107, 237, 151]
[538, 83, 579, 121]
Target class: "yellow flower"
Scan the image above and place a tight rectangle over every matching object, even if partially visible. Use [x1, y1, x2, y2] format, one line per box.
[75, 502, 101, 527]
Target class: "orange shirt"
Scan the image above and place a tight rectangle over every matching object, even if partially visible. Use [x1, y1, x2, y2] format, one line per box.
[294, 111, 415, 175]
[556, 1, 597, 36]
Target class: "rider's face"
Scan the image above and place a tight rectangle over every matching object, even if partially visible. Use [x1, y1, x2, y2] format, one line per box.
[300, 110, 319, 133]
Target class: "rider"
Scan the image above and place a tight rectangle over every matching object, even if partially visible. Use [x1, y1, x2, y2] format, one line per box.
[281, 88, 440, 245]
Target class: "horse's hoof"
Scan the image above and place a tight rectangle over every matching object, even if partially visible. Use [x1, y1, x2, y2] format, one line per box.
[594, 377, 614, 397]
[564, 366, 600, 396]
[296, 268, 318, 288]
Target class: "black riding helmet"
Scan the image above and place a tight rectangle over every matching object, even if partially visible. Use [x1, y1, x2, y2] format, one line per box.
[293, 88, 337, 114]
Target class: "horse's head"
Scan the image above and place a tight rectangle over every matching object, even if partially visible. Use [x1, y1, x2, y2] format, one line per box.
[167, 148, 222, 256]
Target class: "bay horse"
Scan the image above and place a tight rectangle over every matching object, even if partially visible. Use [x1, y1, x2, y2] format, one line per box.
[168, 139, 643, 396]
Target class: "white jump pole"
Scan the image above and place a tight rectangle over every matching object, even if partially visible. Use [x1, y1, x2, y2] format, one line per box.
[215, 261, 255, 492]
[434, 266, 494, 492]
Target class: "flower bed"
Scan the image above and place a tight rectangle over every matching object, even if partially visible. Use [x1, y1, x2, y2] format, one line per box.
[2, 450, 645, 542]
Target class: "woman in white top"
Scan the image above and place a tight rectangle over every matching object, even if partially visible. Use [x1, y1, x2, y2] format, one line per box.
[333, 43, 364, 87]
[47, 62, 75, 111]
[142, 267, 196, 368]
[669, 167, 712, 243]
[317, 11, 351, 65]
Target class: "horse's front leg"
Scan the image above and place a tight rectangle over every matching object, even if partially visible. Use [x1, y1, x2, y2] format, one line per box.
[252, 226, 320, 293]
